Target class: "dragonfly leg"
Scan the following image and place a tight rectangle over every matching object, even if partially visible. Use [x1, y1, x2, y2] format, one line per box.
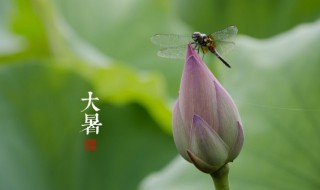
[200, 46, 205, 59]
[194, 44, 198, 53]
[191, 42, 199, 53]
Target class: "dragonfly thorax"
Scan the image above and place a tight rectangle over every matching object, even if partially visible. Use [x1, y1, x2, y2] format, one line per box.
[192, 32, 211, 47]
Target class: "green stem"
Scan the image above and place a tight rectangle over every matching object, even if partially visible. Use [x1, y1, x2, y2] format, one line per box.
[210, 164, 230, 190]
[32, 0, 76, 63]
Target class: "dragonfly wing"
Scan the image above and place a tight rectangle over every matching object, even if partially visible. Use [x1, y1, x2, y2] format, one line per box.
[212, 26, 238, 42]
[151, 34, 191, 47]
[214, 41, 235, 55]
[211, 26, 237, 54]
[157, 45, 187, 59]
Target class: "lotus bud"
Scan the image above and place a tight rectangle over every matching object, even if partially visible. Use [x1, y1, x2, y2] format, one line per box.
[172, 43, 244, 174]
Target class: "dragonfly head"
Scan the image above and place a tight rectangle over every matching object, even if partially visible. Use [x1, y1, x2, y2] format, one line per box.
[192, 32, 208, 46]
[192, 32, 201, 42]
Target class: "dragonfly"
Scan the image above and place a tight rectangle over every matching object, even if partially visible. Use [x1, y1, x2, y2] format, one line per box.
[150, 26, 238, 68]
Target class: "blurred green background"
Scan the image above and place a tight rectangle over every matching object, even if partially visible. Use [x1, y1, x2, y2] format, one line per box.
[1, 0, 320, 189]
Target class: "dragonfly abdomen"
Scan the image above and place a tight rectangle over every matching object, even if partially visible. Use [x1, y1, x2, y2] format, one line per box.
[209, 47, 231, 68]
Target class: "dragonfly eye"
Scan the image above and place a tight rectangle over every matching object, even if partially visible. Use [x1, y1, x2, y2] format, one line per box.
[192, 32, 201, 41]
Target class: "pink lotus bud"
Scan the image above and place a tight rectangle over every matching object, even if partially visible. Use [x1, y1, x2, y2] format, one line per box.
[172, 44, 244, 174]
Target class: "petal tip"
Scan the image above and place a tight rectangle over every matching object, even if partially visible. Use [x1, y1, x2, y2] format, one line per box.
[192, 114, 201, 123]
[186, 43, 202, 62]
[186, 43, 196, 57]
